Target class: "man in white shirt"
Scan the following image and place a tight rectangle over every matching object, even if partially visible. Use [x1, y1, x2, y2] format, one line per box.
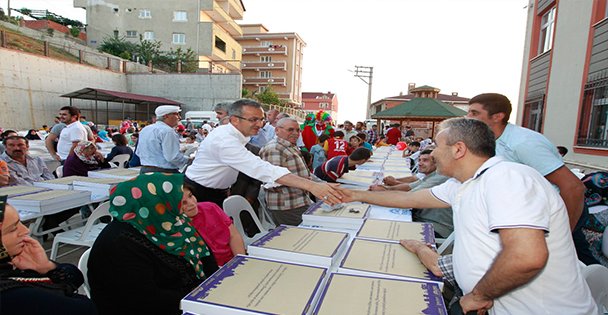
[55, 106, 87, 162]
[185, 99, 342, 207]
[338, 118, 597, 315]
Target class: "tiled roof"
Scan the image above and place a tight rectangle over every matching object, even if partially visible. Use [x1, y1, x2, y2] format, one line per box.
[302, 92, 335, 99]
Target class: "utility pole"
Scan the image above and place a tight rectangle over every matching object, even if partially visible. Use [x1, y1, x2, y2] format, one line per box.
[7, 0, 10, 17]
[352, 65, 373, 119]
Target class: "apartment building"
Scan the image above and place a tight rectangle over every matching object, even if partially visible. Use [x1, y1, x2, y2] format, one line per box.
[518, 0, 607, 169]
[237, 24, 306, 106]
[74, 0, 244, 72]
[301, 92, 339, 118]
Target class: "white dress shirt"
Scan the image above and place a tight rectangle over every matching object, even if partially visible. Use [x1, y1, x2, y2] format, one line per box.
[185, 123, 290, 189]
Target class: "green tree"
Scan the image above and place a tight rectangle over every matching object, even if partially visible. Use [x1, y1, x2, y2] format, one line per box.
[98, 34, 137, 58]
[137, 37, 162, 65]
[255, 86, 281, 105]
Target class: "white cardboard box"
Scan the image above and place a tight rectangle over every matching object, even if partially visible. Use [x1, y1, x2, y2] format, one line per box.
[247, 225, 349, 268]
[181, 255, 327, 315]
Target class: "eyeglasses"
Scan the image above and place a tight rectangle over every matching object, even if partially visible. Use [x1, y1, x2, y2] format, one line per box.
[278, 127, 301, 133]
[233, 115, 266, 124]
[0, 195, 7, 223]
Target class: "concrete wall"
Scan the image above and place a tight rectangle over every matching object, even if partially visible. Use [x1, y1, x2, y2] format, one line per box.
[127, 73, 242, 111]
[0, 48, 127, 130]
[0, 48, 242, 129]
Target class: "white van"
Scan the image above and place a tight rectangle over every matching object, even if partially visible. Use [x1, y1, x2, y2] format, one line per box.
[184, 111, 218, 123]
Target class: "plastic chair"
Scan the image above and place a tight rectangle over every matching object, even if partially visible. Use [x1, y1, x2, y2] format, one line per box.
[223, 195, 268, 246]
[436, 231, 455, 255]
[49, 201, 112, 260]
[78, 248, 92, 297]
[257, 189, 277, 230]
[55, 165, 63, 178]
[109, 154, 130, 168]
[581, 264, 608, 313]
[183, 146, 199, 158]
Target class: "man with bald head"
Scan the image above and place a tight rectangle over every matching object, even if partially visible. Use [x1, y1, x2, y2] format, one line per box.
[259, 117, 314, 225]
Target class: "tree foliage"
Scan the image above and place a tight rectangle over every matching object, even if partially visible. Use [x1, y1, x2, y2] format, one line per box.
[97, 35, 198, 72]
[255, 86, 281, 105]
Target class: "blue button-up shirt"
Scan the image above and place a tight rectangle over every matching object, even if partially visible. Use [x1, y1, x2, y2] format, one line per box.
[1, 152, 55, 186]
[136, 121, 188, 169]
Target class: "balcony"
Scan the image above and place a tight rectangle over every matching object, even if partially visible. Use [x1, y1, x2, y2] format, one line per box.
[243, 46, 287, 55]
[242, 61, 286, 71]
[243, 77, 286, 86]
[202, 2, 242, 36]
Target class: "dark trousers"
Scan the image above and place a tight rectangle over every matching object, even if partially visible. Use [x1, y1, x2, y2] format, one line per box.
[183, 176, 229, 208]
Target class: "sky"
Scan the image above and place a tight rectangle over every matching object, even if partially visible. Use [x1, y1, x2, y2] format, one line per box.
[3, 0, 529, 123]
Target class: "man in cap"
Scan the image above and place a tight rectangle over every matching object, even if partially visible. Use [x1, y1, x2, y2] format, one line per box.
[136, 105, 188, 173]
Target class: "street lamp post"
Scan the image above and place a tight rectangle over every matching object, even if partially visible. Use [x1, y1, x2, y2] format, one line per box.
[352, 65, 373, 119]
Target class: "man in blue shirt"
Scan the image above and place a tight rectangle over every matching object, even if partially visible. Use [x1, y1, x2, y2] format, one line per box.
[466, 93, 596, 265]
[136, 105, 188, 173]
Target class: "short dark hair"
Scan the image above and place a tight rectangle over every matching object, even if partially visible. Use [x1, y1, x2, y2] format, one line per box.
[3, 135, 28, 146]
[228, 99, 262, 117]
[60, 106, 81, 117]
[419, 149, 433, 156]
[0, 130, 17, 140]
[349, 147, 372, 161]
[409, 141, 421, 147]
[318, 134, 330, 143]
[557, 146, 568, 157]
[356, 132, 367, 140]
[469, 93, 511, 124]
[111, 134, 128, 146]
[334, 131, 345, 138]
[438, 118, 495, 158]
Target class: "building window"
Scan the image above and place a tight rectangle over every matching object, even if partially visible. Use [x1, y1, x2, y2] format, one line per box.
[143, 31, 155, 41]
[261, 41, 273, 47]
[172, 33, 186, 44]
[539, 7, 556, 54]
[139, 9, 151, 19]
[173, 11, 187, 21]
[126, 30, 137, 38]
[215, 36, 226, 52]
[113, 30, 119, 37]
[375, 105, 382, 114]
[319, 103, 329, 109]
[260, 71, 272, 78]
[523, 99, 544, 132]
[258, 86, 269, 93]
[261, 56, 272, 62]
[578, 85, 608, 148]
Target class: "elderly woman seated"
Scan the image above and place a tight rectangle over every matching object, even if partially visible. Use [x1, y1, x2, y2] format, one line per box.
[88, 173, 219, 314]
[63, 141, 111, 177]
[0, 196, 97, 314]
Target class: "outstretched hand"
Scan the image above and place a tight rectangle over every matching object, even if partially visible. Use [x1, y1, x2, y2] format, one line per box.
[310, 182, 343, 205]
[460, 292, 493, 315]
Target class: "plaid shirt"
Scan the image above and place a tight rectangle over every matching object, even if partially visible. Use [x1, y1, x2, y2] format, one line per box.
[259, 137, 313, 211]
[367, 129, 378, 145]
[438, 254, 455, 286]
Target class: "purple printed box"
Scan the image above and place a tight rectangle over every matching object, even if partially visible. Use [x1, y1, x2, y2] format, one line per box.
[356, 219, 436, 244]
[338, 238, 443, 285]
[181, 255, 328, 315]
[313, 273, 447, 315]
[248, 225, 350, 268]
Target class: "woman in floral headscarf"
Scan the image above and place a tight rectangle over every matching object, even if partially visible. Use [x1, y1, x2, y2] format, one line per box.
[88, 173, 219, 315]
[62, 141, 111, 177]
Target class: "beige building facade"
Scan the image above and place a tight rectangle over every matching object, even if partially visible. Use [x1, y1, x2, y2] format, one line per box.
[237, 24, 306, 106]
[74, 0, 244, 72]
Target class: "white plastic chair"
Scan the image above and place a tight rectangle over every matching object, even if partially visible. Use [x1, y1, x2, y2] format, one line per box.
[78, 248, 92, 298]
[183, 146, 199, 158]
[436, 231, 455, 255]
[257, 189, 277, 230]
[55, 165, 63, 178]
[581, 264, 608, 313]
[49, 201, 112, 260]
[108, 154, 130, 168]
[223, 195, 268, 246]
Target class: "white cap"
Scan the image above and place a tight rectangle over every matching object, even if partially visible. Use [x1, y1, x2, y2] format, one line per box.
[155, 105, 181, 117]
